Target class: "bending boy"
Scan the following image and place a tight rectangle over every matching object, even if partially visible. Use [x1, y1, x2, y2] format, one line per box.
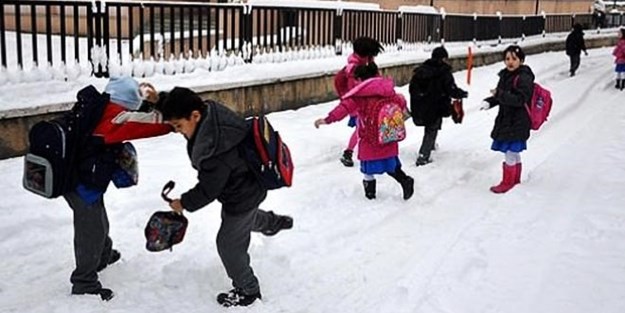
[157, 87, 293, 307]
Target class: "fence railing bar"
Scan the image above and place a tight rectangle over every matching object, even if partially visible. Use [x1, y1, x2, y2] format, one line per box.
[30, 4, 38, 66]
[60, 4, 66, 63]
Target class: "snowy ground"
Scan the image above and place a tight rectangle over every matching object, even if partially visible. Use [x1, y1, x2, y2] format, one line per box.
[1, 46, 625, 313]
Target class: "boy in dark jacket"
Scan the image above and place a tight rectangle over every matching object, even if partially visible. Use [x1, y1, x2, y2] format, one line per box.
[66, 76, 172, 301]
[157, 87, 293, 307]
[409, 46, 468, 166]
[565, 23, 588, 77]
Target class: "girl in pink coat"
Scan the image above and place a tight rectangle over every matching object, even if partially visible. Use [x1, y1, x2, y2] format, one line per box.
[613, 28, 625, 90]
[334, 37, 384, 167]
[316, 62, 414, 200]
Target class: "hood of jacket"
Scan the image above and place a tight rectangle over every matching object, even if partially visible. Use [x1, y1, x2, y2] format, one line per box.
[413, 59, 452, 80]
[341, 76, 396, 99]
[188, 101, 247, 168]
[344, 53, 373, 75]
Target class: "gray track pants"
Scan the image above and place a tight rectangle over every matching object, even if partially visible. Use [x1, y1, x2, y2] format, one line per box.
[217, 208, 278, 295]
[63, 191, 113, 294]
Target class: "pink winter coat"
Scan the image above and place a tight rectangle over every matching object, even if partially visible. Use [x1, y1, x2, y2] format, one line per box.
[613, 39, 625, 64]
[333, 53, 374, 97]
[324, 77, 407, 161]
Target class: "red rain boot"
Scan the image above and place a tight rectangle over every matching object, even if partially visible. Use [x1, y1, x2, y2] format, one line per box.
[513, 163, 522, 184]
[490, 163, 517, 194]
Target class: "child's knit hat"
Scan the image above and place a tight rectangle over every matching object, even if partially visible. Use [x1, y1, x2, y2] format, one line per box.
[105, 76, 142, 111]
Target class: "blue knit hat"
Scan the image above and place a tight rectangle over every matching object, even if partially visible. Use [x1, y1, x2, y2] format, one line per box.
[105, 76, 142, 110]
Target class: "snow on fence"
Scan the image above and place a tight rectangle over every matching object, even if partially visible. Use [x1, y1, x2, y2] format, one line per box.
[0, 0, 622, 85]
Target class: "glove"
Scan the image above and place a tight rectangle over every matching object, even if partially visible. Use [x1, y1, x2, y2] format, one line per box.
[480, 96, 497, 110]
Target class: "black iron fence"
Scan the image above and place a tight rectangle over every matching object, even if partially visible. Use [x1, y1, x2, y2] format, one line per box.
[1, 0, 623, 77]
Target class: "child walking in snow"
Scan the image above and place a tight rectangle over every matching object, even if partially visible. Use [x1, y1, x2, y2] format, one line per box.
[316, 62, 414, 200]
[156, 87, 293, 307]
[65, 76, 172, 301]
[481, 45, 535, 194]
[613, 28, 625, 90]
[334, 37, 384, 167]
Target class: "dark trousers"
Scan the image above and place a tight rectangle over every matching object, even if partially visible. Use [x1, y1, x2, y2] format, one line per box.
[63, 191, 112, 293]
[419, 118, 442, 159]
[569, 54, 581, 75]
[216, 208, 278, 295]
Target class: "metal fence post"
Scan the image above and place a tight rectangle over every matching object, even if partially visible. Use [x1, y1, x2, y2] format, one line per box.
[542, 11, 546, 37]
[497, 11, 502, 44]
[244, 5, 253, 63]
[472, 12, 477, 43]
[95, 1, 103, 77]
[334, 8, 343, 55]
[396, 12, 403, 51]
[440, 9, 446, 44]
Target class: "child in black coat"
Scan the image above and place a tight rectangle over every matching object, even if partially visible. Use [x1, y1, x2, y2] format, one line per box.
[565, 23, 588, 77]
[481, 45, 535, 194]
[157, 87, 293, 307]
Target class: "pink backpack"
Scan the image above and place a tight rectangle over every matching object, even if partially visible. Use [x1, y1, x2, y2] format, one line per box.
[360, 95, 409, 144]
[514, 77, 552, 130]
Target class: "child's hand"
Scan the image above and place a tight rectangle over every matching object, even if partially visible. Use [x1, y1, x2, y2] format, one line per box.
[139, 82, 159, 103]
[169, 199, 184, 213]
[314, 118, 327, 128]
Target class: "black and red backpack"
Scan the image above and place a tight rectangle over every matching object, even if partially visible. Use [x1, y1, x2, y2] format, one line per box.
[239, 116, 294, 190]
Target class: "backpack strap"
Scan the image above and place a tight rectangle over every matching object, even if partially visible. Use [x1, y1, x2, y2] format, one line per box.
[512, 75, 532, 117]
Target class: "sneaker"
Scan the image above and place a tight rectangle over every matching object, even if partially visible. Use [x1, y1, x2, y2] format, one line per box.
[415, 155, 432, 167]
[72, 288, 115, 301]
[340, 150, 354, 167]
[217, 288, 262, 307]
[261, 214, 293, 236]
[97, 249, 121, 272]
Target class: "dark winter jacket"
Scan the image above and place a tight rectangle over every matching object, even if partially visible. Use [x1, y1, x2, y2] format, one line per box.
[566, 28, 587, 56]
[409, 59, 467, 126]
[180, 101, 267, 215]
[488, 65, 535, 142]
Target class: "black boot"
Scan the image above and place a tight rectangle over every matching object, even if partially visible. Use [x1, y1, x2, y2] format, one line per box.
[621, 79, 625, 91]
[340, 150, 354, 167]
[388, 168, 414, 200]
[363, 180, 376, 199]
[616, 79, 621, 89]
[261, 213, 293, 236]
[97, 249, 121, 272]
[72, 288, 115, 301]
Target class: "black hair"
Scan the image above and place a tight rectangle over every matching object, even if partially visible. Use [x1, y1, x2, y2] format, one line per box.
[353, 62, 379, 81]
[431, 46, 449, 60]
[620, 28, 625, 38]
[573, 23, 583, 32]
[157, 87, 207, 120]
[353, 37, 384, 57]
[503, 45, 526, 62]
